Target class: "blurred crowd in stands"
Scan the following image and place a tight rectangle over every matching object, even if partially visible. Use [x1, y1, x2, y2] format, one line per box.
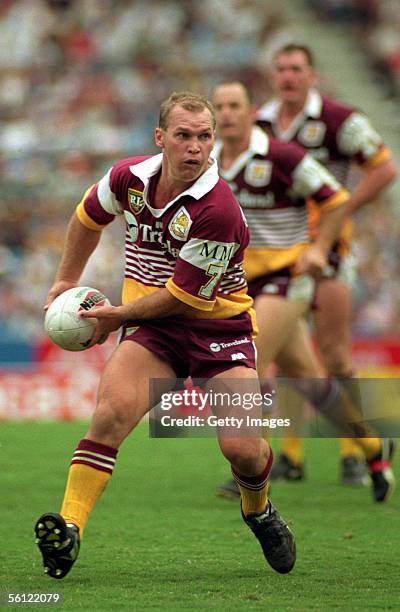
[0, 0, 399, 343]
[307, 0, 400, 100]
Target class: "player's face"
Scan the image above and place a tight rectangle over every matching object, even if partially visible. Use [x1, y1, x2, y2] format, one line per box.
[155, 106, 215, 185]
[213, 83, 255, 141]
[271, 51, 316, 106]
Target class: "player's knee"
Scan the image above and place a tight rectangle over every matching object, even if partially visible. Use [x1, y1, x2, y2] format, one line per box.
[323, 350, 352, 377]
[220, 438, 264, 469]
[89, 396, 139, 447]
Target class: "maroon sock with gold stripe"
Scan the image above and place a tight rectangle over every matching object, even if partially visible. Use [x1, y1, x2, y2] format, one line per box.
[232, 451, 273, 516]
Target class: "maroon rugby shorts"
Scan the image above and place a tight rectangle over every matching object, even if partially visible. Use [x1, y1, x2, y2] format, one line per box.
[120, 311, 256, 379]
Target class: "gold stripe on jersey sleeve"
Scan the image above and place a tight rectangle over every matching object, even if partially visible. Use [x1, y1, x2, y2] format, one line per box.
[166, 279, 215, 311]
[121, 278, 254, 320]
[75, 186, 108, 231]
[317, 188, 349, 213]
[362, 146, 392, 168]
[187, 289, 254, 320]
[194, 295, 256, 327]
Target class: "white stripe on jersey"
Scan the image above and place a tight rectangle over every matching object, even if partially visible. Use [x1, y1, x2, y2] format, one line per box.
[292, 154, 340, 197]
[125, 265, 170, 286]
[337, 112, 382, 159]
[125, 247, 175, 272]
[244, 207, 309, 248]
[219, 265, 247, 292]
[97, 169, 123, 215]
[124, 238, 175, 285]
[219, 279, 247, 294]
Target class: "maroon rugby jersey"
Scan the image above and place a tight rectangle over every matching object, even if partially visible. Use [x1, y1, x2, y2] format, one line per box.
[76, 153, 253, 320]
[257, 88, 390, 184]
[256, 89, 391, 251]
[213, 126, 348, 279]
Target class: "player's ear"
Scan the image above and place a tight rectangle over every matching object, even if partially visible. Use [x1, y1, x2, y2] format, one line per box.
[250, 105, 257, 122]
[154, 127, 164, 149]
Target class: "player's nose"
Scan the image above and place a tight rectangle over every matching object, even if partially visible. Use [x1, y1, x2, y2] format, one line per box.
[188, 139, 201, 152]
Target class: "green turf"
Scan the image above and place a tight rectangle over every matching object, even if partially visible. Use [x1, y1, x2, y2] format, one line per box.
[1, 422, 399, 611]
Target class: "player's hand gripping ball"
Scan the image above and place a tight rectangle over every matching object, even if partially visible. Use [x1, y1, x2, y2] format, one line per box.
[44, 286, 111, 351]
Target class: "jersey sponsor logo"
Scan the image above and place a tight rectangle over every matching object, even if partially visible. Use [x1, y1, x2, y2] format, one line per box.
[179, 238, 238, 275]
[124, 211, 139, 243]
[127, 188, 145, 214]
[124, 214, 181, 257]
[199, 241, 237, 262]
[244, 160, 272, 187]
[231, 352, 247, 360]
[298, 121, 326, 147]
[236, 188, 275, 209]
[168, 206, 192, 241]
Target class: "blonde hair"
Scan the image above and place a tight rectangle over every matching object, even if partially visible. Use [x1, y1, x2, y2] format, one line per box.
[159, 91, 216, 130]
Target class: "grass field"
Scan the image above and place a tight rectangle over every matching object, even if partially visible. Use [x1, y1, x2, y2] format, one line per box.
[1, 422, 399, 611]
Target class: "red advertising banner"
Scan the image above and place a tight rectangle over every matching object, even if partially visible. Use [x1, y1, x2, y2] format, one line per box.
[0, 336, 399, 421]
[0, 337, 115, 421]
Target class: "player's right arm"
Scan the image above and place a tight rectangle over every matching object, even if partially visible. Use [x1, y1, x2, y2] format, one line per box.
[336, 111, 397, 215]
[46, 170, 120, 308]
[283, 148, 349, 277]
[45, 213, 102, 309]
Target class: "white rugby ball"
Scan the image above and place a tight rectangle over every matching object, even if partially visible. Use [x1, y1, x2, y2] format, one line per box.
[44, 286, 111, 351]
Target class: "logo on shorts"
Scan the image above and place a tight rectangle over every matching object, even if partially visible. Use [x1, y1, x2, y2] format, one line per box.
[298, 121, 326, 147]
[244, 160, 272, 187]
[210, 342, 221, 352]
[210, 337, 250, 353]
[231, 352, 246, 360]
[124, 326, 139, 337]
[169, 206, 192, 241]
[128, 188, 145, 214]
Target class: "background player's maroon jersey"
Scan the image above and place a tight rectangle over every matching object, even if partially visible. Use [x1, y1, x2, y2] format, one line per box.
[213, 126, 348, 279]
[257, 88, 391, 185]
[257, 89, 391, 252]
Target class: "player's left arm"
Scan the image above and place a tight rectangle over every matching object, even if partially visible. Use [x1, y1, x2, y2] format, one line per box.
[293, 203, 347, 277]
[346, 158, 397, 215]
[289, 152, 349, 276]
[337, 112, 397, 215]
